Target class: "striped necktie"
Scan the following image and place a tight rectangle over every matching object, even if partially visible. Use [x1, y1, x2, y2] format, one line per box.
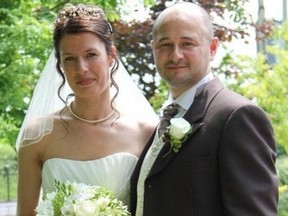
[158, 103, 178, 138]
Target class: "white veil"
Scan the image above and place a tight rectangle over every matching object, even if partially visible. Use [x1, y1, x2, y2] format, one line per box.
[15, 50, 159, 150]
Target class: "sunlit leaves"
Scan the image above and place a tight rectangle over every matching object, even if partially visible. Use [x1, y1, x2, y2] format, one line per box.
[225, 23, 288, 152]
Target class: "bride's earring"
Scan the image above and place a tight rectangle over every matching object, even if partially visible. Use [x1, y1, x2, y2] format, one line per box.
[60, 65, 64, 73]
[109, 60, 114, 67]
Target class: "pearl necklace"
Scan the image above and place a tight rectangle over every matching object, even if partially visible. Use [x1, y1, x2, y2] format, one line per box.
[68, 104, 115, 124]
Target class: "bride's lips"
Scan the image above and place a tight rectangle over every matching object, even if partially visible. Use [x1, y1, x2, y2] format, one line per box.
[76, 78, 95, 86]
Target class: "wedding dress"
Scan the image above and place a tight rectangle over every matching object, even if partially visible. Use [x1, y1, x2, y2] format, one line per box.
[41, 152, 138, 206]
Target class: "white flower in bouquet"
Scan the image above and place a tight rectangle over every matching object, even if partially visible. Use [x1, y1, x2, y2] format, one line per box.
[36, 192, 56, 216]
[73, 200, 99, 216]
[36, 180, 130, 216]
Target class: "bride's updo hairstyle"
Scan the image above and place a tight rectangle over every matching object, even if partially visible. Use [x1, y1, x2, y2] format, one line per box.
[53, 3, 119, 106]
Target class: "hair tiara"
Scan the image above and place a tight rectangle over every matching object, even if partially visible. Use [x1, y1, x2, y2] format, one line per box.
[55, 4, 113, 33]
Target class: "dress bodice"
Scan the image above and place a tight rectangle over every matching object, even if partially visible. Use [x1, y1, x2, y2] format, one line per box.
[41, 152, 138, 206]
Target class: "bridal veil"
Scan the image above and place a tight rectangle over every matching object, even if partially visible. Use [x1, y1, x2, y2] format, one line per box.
[16, 50, 158, 150]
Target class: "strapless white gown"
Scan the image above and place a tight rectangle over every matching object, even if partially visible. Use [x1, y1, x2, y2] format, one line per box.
[41, 152, 138, 206]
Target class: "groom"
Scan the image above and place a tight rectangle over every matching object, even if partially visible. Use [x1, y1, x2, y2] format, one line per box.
[130, 2, 278, 216]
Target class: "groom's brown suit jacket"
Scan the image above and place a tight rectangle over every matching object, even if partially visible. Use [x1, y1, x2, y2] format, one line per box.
[130, 77, 278, 216]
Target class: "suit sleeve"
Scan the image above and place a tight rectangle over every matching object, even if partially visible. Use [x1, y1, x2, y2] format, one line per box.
[219, 104, 278, 215]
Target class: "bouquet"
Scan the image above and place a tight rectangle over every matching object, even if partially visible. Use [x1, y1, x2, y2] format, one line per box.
[36, 180, 131, 216]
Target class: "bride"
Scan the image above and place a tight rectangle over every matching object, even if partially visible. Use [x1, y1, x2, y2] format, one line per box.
[16, 3, 158, 215]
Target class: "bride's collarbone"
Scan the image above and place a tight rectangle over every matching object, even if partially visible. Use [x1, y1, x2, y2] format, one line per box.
[42, 131, 139, 161]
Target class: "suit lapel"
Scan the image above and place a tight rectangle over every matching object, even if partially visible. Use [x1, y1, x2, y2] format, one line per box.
[147, 77, 225, 178]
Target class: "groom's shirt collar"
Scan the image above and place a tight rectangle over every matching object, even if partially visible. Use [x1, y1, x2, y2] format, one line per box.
[163, 73, 214, 112]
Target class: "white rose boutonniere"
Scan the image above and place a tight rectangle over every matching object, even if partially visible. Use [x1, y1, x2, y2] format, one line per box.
[162, 117, 192, 154]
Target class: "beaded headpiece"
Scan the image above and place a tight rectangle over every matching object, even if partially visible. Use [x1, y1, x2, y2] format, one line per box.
[55, 4, 113, 33]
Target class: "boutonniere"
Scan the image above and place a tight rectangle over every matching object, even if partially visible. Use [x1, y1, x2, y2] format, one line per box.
[162, 117, 192, 155]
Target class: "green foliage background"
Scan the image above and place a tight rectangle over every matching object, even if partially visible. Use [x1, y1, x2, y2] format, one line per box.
[0, 0, 287, 213]
[219, 23, 288, 153]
